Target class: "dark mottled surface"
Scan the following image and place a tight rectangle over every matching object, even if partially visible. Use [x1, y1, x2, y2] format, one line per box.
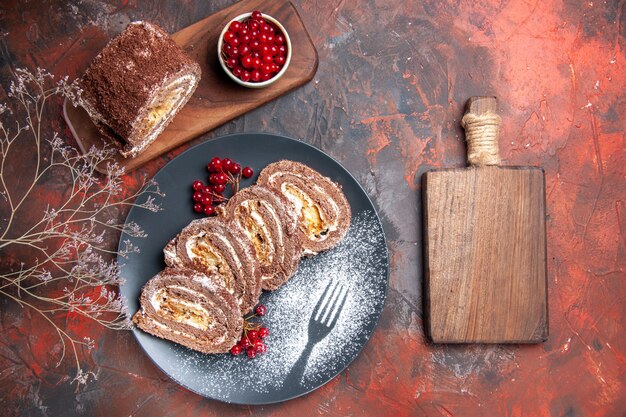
[0, 0, 625, 416]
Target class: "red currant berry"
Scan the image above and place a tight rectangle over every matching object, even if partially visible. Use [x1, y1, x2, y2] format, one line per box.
[239, 44, 250, 56]
[251, 70, 261, 82]
[260, 44, 270, 56]
[275, 55, 286, 66]
[251, 10, 263, 21]
[255, 343, 267, 354]
[202, 185, 212, 195]
[192, 180, 204, 191]
[262, 54, 273, 65]
[258, 327, 269, 338]
[261, 23, 272, 33]
[213, 184, 226, 193]
[266, 34, 274, 44]
[221, 158, 233, 171]
[192, 191, 203, 202]
[239, 33, 251, 45]
[230, 163, 241, 174]
[277, 45, 287, 55]
[270, 63, 279, 73]
[230, 345, 242, 356]
[226, 57, 237, 68]
[204, 205, 215, 216]
[241, 71, 251, 82]
[223, 31, 237, 45]
[201, 195, 212, 206]
[248, 330, 259, 340]
[255, 304, 266, 316]
[249, 39, 261, 51]
[239, 338, 250, 348]
[233, 66, 244, 78]
[214, 172, 228, 185]
[193, 203, 203, 213]
[269, 45, 278, 57]
[261, 63, 272, 74]
[259, 33, 269, 44]
[229, 21, 242, 33]
[252, 57, 262, 69]
[248, 20, 260, 31]
[208, 157, 222, 172]
[240, 55, 254, 69]
[246, 346, 256, 359]
[275, 34, 285, 45]
[261, 73, 273, 81]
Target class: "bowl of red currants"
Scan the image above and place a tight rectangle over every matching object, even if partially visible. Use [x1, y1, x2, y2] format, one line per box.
[218, 10, 291, 88]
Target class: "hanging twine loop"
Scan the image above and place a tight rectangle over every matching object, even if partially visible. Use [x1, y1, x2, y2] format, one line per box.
[461, 111, 502, 166]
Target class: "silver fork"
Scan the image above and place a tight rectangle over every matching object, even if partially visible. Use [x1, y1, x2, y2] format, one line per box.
[283, 280, 349, 387]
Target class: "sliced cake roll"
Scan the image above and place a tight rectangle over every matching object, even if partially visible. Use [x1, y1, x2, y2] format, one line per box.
[257, 160, 351, 255]
[78, 21, 201, 158]
[163, 217, 261, 314]
[222, 185, 302, 291]
[132, 267, 243, 354]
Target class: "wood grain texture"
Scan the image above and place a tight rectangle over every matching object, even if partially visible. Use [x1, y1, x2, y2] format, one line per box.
[63, 0, 318, 174]
[424, 166, 548, 343]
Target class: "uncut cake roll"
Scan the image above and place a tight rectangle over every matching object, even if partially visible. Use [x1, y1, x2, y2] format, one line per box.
[78, 21, 201, 158]
[257, 160, 351, 255]
[132, 267, 243, 354]
[164, 217, 261, 314]
[222, 185, 302, 291]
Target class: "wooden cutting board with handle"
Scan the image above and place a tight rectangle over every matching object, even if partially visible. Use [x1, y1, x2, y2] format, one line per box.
[423, 96, 548, 343]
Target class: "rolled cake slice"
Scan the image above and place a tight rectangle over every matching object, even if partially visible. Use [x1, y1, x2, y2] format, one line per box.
[132, 267, 243, 354]
[223, 185, 302, 291]
[163, 217, 261, 314]
[257, 160, 351, 255]
[78, 21, 201, 158]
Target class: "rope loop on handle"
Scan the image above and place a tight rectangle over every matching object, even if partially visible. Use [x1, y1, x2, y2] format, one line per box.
[461, 112, 502, 166]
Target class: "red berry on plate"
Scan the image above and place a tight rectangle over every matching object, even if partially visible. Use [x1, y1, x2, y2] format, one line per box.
[259, 33, 269, 44]
[277, 45, 287, 55]
[213, 184, 226, 193]
[262, 54, 273, 65]
[221, 158, 233, 171]
[270, 63, 279, 73]
[240, 33, 251, 45]
[209, 157, 222, 172]
[248, 330, 259, 340]
[275, 34, 285, 45]
[261, 63, 272, 74]
[251, 70, 261, 82]
[239, 337, 250, 348]
[255, 343, 267, 354]
[241, 71, 251, 82]
[201, 195, 212, 206]
[204, 205, 215, 216]
[193, 203, 203, 213]
[249, 39, 261, 51]
[233, 66, 244, 78]
[266, 34, 274, 44]
[202, 185, 212, 195]
[192, 180, 204, 191]
[226, 57, 237, 69]
[261, 23, 272, 33]
[230, 163, 241, 174]
[230, 345, 242, 356]
[252, 56, 262, 69]
[247, 346, 256, 359]
[214, 172, 228, 185]
[255, 304, 266, 316]
[258, 327, 269, 338]
[251, 10, 263, 21]
[192, 191, 203, 202]
[269, 44, 278, 57]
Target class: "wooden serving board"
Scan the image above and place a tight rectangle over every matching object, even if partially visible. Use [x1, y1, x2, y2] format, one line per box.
[423, 97, 548, 343]
[64, 0, 318, 174]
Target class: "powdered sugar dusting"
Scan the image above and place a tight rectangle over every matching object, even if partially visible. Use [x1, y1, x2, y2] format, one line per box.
[159, 210, 387, 402]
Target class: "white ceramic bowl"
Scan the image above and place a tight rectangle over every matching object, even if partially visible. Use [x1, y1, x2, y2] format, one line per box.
[217, 12, 292, 88]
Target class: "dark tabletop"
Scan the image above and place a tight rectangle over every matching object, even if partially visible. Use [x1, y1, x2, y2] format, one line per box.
[0, 1, 624, 416]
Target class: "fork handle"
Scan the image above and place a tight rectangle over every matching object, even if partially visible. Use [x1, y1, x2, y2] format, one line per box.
[283, 343, 315, 388]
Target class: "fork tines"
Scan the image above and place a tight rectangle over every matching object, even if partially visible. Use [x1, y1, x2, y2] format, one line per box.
[314, 281, 349, 327]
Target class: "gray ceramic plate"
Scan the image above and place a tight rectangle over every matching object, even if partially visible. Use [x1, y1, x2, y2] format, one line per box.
[119, 133, 388, 404]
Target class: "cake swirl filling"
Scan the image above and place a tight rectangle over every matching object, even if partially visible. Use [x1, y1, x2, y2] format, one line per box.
[151, 287, 212, 330]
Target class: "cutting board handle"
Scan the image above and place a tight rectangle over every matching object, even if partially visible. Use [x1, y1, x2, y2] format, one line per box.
[461, 96, 502, 166]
